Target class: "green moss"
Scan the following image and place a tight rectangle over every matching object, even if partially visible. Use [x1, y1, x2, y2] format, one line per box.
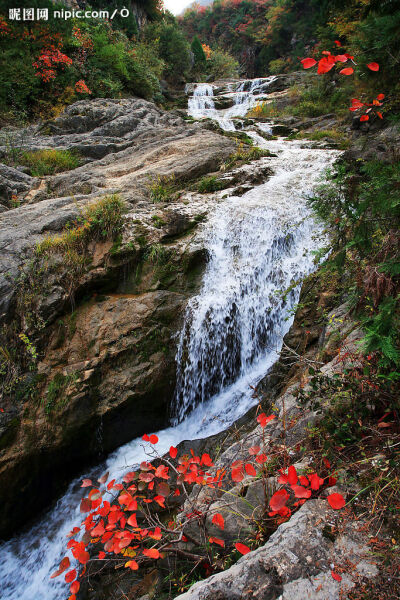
[44, 371, 79, 415]
[151, 215, 167, 228]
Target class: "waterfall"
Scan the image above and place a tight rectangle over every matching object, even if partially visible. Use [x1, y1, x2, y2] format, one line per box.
[187, 77, 277, 131]
[0, 81, 338, 600]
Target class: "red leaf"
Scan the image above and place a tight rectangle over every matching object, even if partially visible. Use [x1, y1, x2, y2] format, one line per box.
[288, 465, 297, 485]
[81, 479, 92, 488]
[301, 58, 317, 69]
[257, 413, 275, 428]
[248, 445, 260, 455]
[149, 434, 159, 444]
[269, 489, 289, 512]
[212, 513, 225, 530]
[317, 57, 335, 74]
[255, 453, 267, 464]
[127, 513, 138, 528]
[149, 527, 162, 540]
[91, 520, 105, 537]
[292, 485, 312, 499]
[340, 67, 354, 75]
[367, 62, 379, 71]
[331, 570, 342, 581]
[143, 548, 160, 559]
[376, 112, 383, 119]
[65, 569, 77, 584]
[334, 40, 342, 46]
[50, 556, 70, 579]
[235, 542, 251, 555]
[169, 446, 177, 459]
[201, 453, 213, 466]
[327, 493, 346, 510]
[335, 55, 348, 62]
[209, 536, 225, 547]
[70, 581, 80, 594]
[360, 115, 369, 122]
[245, 463, 257, 477]
[98, 551, 106, 559]
[142, 434, 150, 441]
[231, 465, 244, 482]
[376, 93, 385, 101]
[309, 473, 324, 491]
[299, 475, 309, 487]
[153, 495, 165, 507]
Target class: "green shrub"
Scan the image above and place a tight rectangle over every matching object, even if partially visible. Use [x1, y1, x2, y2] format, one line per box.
[197, 175, 228, 193]
[36, 194, 125, 260]
[20, 149, 80, 176]
[148, 175, 176, 203]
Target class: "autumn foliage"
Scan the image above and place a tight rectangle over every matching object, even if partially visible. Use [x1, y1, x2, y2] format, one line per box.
[300, 40, 384, 122]
[53, 412, 345, 596]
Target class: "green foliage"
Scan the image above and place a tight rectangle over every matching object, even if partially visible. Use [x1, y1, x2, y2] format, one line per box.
[224, 144, 272, 170]
[36, 194, 125, 264]
[191, 36, 206, 66]
[148, 175, 176, 203]
[308, 159, 400, 375]
[197, 175, 228, 193]
[144, 16, 192, 81]
[44, 371, 78, 414]
[207, 47, 239, 80]
[18, 149, 80, 176]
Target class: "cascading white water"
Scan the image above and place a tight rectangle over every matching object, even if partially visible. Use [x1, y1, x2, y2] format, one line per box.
[0, 81, 338, 600]
[187, 77, 276, 131]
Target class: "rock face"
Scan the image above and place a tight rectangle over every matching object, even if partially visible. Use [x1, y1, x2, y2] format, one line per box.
[175, 500, 377, 600]
[0, 97, 237, 537]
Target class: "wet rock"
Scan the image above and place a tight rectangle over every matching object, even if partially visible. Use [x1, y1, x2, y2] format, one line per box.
[174, 501, 377, 600]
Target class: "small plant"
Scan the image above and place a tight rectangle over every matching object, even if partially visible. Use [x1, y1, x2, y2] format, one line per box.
[19, 149, 80, 176]
[197, 175, 229, 193]
[35, 194, 125, 263]
[148, 175, 176, 203]
[225, 143, 272, 170]
[44, 372, 78, 414]
[151, 215, 166, 228]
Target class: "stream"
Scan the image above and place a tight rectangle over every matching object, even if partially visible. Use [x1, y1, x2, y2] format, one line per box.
[0, 80, 338, 599]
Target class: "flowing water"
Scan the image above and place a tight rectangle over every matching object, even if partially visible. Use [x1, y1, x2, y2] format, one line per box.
[0, 81, 338, 599]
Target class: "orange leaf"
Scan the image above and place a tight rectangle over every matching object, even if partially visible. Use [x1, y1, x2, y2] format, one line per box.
[126, 560, 139, 570]
[143, 548, 160, 559]
[211, 513, 225, 530]
[50, 556, 70, 579]
[70, 581, 80, 594]
[235, 542, 250, 555]
[65, 569, 77, 583]
[376, 112, 383, 119]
